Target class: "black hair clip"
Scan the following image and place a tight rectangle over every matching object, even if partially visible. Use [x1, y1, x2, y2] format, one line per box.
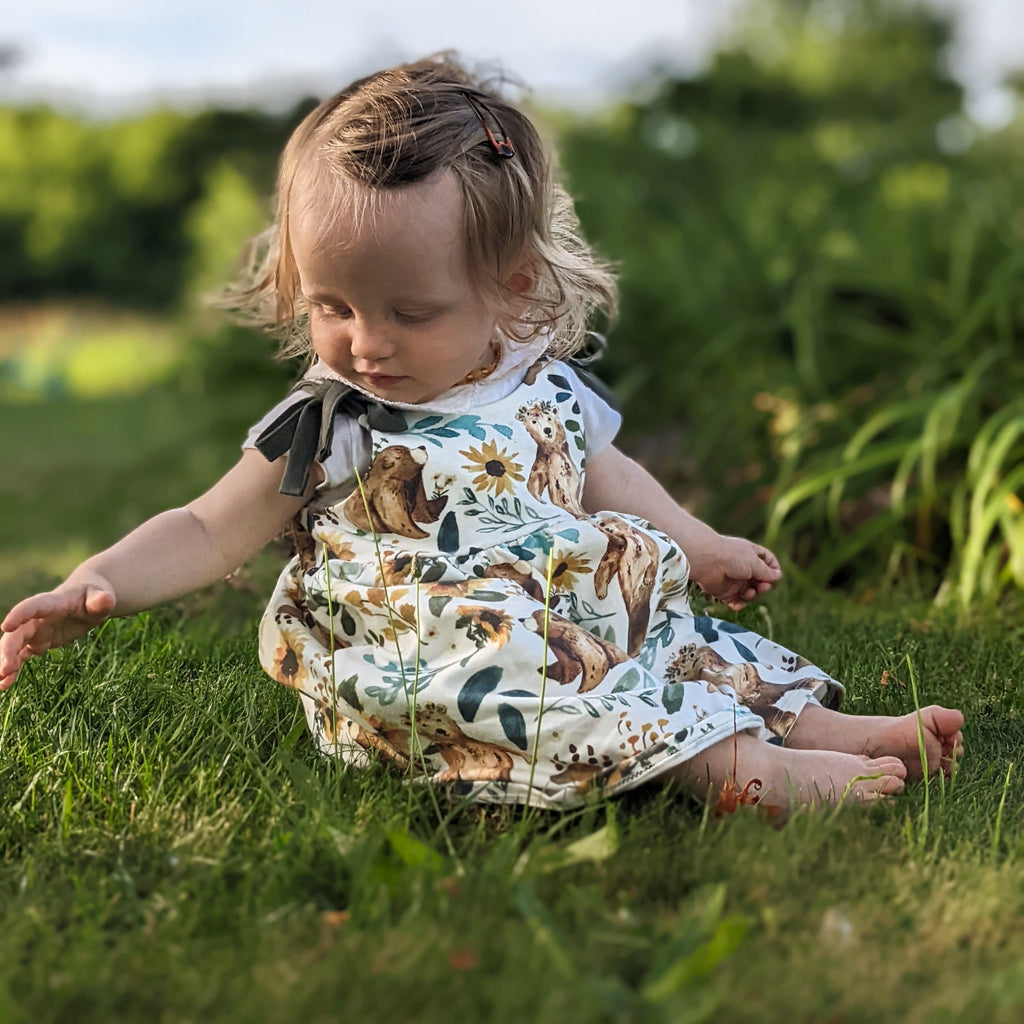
[463, 92, 515, 159]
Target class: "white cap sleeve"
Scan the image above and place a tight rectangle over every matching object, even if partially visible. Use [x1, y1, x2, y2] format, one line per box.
[557, 362, 622, 455]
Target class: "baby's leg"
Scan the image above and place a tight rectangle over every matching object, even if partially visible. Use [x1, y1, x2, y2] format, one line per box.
[673, 731, 906, 813]
[785, 703, 964, 780]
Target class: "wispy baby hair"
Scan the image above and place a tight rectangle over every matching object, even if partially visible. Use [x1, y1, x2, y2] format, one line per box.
[225, 52, 618, 360]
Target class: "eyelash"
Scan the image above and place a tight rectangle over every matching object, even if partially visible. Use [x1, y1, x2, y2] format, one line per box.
[312, 303, 435, 325]
[313, 303, 349, 320]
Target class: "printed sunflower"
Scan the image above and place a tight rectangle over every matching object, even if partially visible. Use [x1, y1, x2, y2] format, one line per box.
[549, 550, 593, 591]
[271, 642, 306, 688]
[454, 605, 515, 648]
[318, 530, 357, 563]
[460, 440, 524, 496]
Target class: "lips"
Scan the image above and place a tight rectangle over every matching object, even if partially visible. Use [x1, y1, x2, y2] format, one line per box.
[362, 374, 406, 388]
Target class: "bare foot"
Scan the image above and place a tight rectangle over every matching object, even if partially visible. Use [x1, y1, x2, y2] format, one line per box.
[786, 704, 964, 781]
[675, 732, 907, 814]
[862, 706, 964, 780]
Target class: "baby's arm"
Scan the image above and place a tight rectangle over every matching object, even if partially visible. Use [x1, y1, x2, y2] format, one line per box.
[582, 445, 780, 610]
[0, 450, 308, 689]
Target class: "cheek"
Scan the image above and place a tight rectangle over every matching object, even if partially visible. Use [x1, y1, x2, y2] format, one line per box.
[311, 320, 347, 355]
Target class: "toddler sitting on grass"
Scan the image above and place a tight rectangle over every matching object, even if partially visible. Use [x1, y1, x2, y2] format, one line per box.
[0, 53, 963, 814]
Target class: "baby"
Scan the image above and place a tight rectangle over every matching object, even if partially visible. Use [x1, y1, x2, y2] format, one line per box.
[0, 54, 963, 813]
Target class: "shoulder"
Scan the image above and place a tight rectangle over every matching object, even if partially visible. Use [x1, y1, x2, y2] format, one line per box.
[543, 360, 622, 456]
[241, 373, 370, 494]
[242, 390, 308, 451]
[241, 363, 356, 451]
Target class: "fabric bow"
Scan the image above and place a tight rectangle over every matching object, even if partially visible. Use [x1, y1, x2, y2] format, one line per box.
[253, 379, 405, 496]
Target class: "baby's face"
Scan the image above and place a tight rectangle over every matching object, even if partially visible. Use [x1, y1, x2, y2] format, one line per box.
[292, 171, 499, 404]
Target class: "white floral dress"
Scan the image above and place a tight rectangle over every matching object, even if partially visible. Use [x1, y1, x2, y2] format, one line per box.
[255, 359, 843, 808]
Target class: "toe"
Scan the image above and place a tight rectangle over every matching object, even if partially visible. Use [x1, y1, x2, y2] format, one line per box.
[866, 755, 908, 779]
[925, 705, 965, 735]
[853, 757, 907, 798]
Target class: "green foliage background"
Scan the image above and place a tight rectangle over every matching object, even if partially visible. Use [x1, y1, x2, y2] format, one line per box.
[2, 0, 1022, 608]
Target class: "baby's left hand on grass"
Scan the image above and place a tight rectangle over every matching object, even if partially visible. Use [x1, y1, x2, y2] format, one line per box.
[690, 536, 781, 611]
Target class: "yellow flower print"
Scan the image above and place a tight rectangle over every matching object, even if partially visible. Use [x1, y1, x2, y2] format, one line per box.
[455, 605, 515, 649]
[366, 586, 410, 608]
[271, 642, 307, 689]
[549, 550, 593, 592]
[318, 530, 356, 562]
[381, 552, 416, 586]
[425, 578, 490, 598]
[460, 440, 525, 497]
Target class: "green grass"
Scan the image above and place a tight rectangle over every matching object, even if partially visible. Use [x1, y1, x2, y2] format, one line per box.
[4, 321, 1024, 1022]
[2, 603, 1024, 1023]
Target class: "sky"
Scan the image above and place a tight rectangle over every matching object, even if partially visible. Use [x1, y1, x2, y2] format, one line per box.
[1, 0, 1021, 117]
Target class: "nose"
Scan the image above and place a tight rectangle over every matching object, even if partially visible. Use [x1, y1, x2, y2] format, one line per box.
[348, 319, 396, 364]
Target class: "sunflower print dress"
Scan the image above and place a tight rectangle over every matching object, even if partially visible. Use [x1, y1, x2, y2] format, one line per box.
[257, 360, 843, 808]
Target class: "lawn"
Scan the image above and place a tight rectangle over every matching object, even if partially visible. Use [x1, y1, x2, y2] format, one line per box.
[2, 333, 1024, 1023]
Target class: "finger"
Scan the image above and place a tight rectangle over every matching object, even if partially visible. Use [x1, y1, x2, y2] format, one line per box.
[1, 614, 65, 667]
[0, 655, 25, 690]
[751, 558, 781, 582]
[755, 547, 782, 573]
[1, 591, 75, 633]
[83, 588, 116, 618]
[0, 639, 30, 690]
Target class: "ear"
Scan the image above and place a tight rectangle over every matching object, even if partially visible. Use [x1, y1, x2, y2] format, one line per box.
[496, 260, 540, 340]
[506, 269, 534, 296]
[503, 253, 539, 298]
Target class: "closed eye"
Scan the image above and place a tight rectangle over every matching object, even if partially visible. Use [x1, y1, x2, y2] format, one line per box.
[311, 301, 351, 320]
[394, 309, 439, 325]
[319, 303, 352, 319]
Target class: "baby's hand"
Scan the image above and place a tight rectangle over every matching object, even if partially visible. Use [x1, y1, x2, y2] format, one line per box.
[690, 536, 781, 612]
[0, 581, 116, 689]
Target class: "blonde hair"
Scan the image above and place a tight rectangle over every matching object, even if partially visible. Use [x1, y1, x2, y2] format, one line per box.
[224, 52, 617, 360]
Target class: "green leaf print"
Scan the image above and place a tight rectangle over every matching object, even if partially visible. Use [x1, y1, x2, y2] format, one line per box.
[336, 674, 363, 712]
[455, 489, 560, 534]
[340, 605, 357, 636]
[437, 510, 460, 553]
[498, 702, 529, 750]
[428, 595, 452, 618]
[457, 666, 503, 722]
[410, 415, 444, 429]
[459, 590, 509, 603]
[417, 560, 447, 584]
[446, 414, 486, 435]
[731, 638, 757, 662]
[662, 683, 685, 714]
[611, 668, 642, 693]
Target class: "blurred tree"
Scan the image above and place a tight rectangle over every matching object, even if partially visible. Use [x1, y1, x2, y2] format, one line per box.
[0, 100, 310, 309]
[559, 0, 1023, 603]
